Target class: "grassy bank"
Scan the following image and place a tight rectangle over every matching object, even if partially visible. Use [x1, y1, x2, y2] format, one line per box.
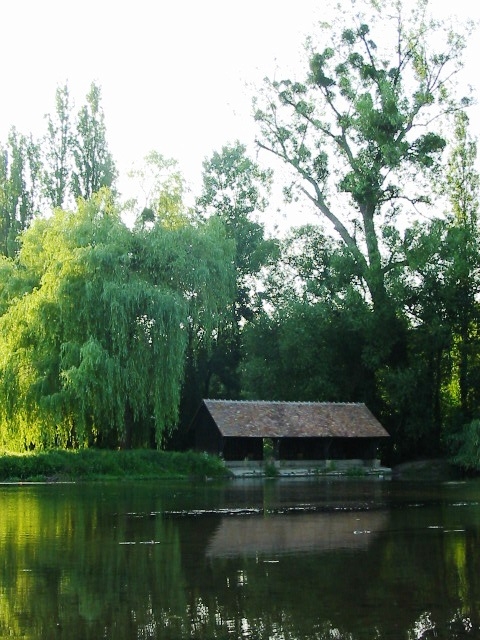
[0, 449, 228, 482]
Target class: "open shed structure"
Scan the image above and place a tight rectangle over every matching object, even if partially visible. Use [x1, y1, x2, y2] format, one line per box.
[189, 400, 389, 465]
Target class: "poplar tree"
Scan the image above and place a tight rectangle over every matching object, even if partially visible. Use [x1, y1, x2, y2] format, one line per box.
[0, 128, 41, 257]
[42, 84, 73, 209]
[72, 83, 117, 200]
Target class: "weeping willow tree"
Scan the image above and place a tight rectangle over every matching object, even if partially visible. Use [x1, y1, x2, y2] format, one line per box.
[0, 189, 234, 450]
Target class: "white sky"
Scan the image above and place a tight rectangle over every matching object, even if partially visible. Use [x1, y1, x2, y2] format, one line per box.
[1, 0, 479, 212]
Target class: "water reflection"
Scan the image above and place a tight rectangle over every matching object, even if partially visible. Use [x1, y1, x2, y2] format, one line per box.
[0, 480, 479, 639]
[206, 511, 388, 557]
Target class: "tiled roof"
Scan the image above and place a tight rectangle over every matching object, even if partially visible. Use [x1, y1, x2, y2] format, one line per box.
[203, 400, 388, 439]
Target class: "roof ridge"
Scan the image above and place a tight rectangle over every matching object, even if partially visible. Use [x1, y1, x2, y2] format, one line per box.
[203, 399, 364, 406]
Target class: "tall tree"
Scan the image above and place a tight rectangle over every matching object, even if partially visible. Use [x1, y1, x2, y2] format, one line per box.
[0, 189, 234, 450]
[254, 0, 470, 366]
[0, 128, 41, 257]
[367, 112, 480, 457]
[197, 142, 273, 304]
[42, 84, 74, 209]
[194, 142, 276, 399]
[443, 111, 480, 424]
[72, 83, 117, 200]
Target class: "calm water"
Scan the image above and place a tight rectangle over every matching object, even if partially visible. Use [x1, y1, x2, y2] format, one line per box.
[1, 478, 480, 639]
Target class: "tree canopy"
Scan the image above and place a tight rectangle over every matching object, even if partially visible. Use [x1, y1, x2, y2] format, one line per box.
[0, 190, 234, 450]
[245, 0, 478, 460]
[254, 0, 470, 329]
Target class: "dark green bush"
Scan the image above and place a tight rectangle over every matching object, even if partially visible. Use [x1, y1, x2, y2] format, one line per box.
[451, 420, 480, 471]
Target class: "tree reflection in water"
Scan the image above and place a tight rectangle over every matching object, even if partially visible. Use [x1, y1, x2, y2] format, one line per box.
[0, 480, 479, 639]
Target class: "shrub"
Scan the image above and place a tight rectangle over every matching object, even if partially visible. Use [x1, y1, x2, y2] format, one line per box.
[451, 420, 480, 471]
[0, 449, 228, 481]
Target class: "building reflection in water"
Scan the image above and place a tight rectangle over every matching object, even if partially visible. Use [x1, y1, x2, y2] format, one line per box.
[206, 510, 388, 558]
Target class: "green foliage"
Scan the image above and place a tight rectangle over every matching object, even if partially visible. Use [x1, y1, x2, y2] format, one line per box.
[388, 111, 480, 454]
[127, 151, 188, 229]
[450, 420, 480, 471]
[183, 142, 276, 405]
[0, 128, 42, 257]
[0, 449, 227, 480]
[242, 296, 375, 404]
[241, 222, 379, 406]
[0, 80, 118, 245]
[42, 84, 73, 209]
[255, 0, 469, 326]
[344, 466, 366, 477]
[72, 83, 118, 200]
[264, 460, 279, 477]
[0, 190, 234, 450]
[197, 141, 276, 299]
[249, 0, 480, 462]
[446, 112, 479, 225]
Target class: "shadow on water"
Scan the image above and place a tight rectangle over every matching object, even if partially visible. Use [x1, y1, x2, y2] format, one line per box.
[0, 478, 479, 639]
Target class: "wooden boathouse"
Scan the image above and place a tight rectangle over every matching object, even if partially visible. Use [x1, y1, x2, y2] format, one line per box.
[189, 400, 389, 469]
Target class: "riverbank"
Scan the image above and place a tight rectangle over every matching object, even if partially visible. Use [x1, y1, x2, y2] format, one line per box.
[0, 449, 228, 482]
[0, 450, 467, 483]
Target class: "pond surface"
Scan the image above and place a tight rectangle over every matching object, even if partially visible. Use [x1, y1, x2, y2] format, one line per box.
[1, 477, 480, 639]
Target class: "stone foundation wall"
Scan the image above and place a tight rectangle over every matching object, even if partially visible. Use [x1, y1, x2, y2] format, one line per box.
[225, 459, 385, 476]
